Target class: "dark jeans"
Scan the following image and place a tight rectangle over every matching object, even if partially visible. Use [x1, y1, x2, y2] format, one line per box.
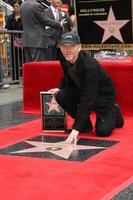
[11, 46, 23, 80]
[55, 87, 119, 137]
[0, 57, 3, 84]
[24, 47, 46, 62]
[45, 47, 57, 61]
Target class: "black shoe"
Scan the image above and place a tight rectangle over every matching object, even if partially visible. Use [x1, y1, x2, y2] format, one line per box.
[65, 124, 93, 134]
[114, 104, 124, 128]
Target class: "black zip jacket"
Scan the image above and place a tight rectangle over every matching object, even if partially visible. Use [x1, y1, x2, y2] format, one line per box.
[59, 51, 115, 131]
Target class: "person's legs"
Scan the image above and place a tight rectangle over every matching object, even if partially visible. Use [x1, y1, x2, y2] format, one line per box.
[45, 47, 57, 61]
[12, 47, 20, 80]
[30, 48, 46, 61]
[0, 56, 4, 88]
[55, 87, 93, 131]
[24, 48, 46, 62]
[0, 57, 3, 84]
[0, 57, 10, 89]
[24, 47, 32, 62]
[95, 104, 124, 137]
[55, 87, 80, 118]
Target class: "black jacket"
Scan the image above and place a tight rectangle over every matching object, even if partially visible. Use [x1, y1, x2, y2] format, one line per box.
[6, 12, 23, 31]
[59, 51, 116, 131]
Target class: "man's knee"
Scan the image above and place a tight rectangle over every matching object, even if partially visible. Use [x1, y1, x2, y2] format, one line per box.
[55, 91, 61, 103]
[55, 90, 65, 106]
[96, 125, 113, 137]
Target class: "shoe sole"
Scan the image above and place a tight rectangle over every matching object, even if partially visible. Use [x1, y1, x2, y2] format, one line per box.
[115, 105, 124, 128]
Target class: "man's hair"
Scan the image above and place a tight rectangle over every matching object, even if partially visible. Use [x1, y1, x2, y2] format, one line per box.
[13, 0, 23, 6]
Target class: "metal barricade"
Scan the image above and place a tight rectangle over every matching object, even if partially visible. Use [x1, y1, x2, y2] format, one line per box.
[0, 29, 24, 84]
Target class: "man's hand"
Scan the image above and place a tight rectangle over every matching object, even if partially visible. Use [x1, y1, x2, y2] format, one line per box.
[60, 18, 67, 27]
[48, 88, 60, 94]
[65, 129, 79, 145]
[4, 34, 9, 39]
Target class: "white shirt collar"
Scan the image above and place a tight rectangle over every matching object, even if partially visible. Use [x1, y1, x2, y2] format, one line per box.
[50, 5, 59, 20]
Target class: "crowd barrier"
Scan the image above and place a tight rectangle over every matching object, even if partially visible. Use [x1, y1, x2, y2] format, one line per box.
[0, 29, 24, 84]
[0, 29, 132, 86]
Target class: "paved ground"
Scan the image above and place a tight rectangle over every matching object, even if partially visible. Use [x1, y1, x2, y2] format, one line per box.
[0, 83, 133, 199]
[0, 83, 22, 105]
[0, 83, 39, 129]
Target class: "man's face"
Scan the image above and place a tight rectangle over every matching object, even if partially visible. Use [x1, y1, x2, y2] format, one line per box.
[13, 3, 21, 14]
[51, 0, 62, 8]
[60, 43, 81, 64]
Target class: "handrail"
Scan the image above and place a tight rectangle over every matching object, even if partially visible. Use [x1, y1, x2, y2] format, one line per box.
[0, 29, 24, 34]
[0, 29, 24, 84]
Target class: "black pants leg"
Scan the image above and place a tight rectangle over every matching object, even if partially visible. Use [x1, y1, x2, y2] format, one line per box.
[56, 87, 80, 118]
[95, 110, 115, 137]
[55, 87, 92, 129]
[56, 88, 124, 136]
[95, 104, 124, 137]
[45, 47, 57, 61]
[24, 48, 46, 62]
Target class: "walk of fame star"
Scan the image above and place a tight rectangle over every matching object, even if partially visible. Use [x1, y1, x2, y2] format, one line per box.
[94, 6, 129, 43]
[10, 140, 106, 159]
[0, 136, 118, 161]
[46, 95, 60, 113]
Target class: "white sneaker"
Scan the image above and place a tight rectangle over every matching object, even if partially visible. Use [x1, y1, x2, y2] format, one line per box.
[1, 84, 10, 89]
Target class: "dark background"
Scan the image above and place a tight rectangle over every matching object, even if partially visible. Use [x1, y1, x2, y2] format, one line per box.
[75, 0, 132, 45]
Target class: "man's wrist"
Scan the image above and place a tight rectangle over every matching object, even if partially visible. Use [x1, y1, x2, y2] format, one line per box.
[71, 129, 79, 136]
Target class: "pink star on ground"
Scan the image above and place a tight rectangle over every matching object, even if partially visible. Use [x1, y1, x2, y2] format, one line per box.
[10, 140, 106, 159]
[94, 6, 129, 43]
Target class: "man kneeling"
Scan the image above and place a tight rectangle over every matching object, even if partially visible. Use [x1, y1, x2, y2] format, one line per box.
[49, 32, 124, 144]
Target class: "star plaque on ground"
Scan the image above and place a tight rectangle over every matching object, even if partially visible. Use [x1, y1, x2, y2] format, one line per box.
[0, 135, 118, 162]
[40, 92, 66, 131]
